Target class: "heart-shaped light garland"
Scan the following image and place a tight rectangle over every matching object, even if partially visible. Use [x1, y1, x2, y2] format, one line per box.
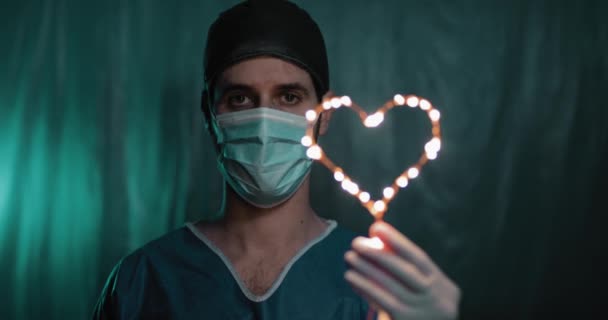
[301, 94, 442, 220]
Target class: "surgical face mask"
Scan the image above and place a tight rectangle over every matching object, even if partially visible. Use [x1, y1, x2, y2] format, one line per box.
[212, 107, 313, 208]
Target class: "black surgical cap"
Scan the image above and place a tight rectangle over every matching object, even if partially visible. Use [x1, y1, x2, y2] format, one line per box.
[203, 0, 329, 101]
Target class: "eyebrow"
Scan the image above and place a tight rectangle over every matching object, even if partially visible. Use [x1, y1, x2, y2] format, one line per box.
[216, 82, 311, 98]
[215, 84, 254, 96]
[275, 83, 311, 97]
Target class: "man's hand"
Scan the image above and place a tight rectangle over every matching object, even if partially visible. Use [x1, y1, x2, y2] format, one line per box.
[344, 221, 461, 320]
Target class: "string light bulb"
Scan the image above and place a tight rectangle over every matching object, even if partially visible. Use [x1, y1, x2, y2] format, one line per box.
[348, 184, 359, 195]
[419, 99, 431, 110]
[406, 96, 419, 107]
[407, 167, 420, 179]
[301, 136, 312, 147]
[429, 109, 441, 121]
[396, 176, 409, 188]
[330, 97, 342, 109]
[333, 170, 345, 182]
[393, 94, 405, 105]
[425, 137, 441, 153]
[305, 110, 317, 122]
[373, 200, 387, 213]
[341, 179, 359, 195]
[340, 96, 352, 107]
[341, 179, 351, 190]
[364, 112, 385, 128]
[306, 145, 322, 160]
[383, 187, 395, 199]
[358, 192, 370, 203]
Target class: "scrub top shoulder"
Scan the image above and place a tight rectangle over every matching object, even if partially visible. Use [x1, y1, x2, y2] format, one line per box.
[92, 220, 368, 320]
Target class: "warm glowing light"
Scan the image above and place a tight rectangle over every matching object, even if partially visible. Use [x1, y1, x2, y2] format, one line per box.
[300, 93, 442, 220]
[340, 96, 352, 107]
[358, 192, 370, 203]
[383, 187, 395, 199]
[429, 109, 441, 121]
[341, 179, 359, 195]
[406, 96, 419, 107]
[432, 137, 441, 147]
[373, 200, 386, 212]
[334, 170, 345, 182]
[301, 136, 312, 147]
[419, 99, 431, 110]
[364, 112, 384, 127]
[396, 176, 409, 188]
[407, 167, 419, 179]
[331, 97, 342, 109]
[424, 137, 441, 153]
[393, 94, 405, 105]
[306, 145, 322, 160]
[341, 180, 349, 190]
[305, 110, 317, 122]
[360, 236, 385, 250]
[348, 183, 359, 195]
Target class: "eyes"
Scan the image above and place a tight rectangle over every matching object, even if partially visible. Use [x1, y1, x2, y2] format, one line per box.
[224, 91, 304, 110]
[228, 94, 251, 107]
[282, 92, 300, 104]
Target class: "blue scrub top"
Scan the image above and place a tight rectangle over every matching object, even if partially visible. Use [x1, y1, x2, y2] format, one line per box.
[93, 220, 368, 319]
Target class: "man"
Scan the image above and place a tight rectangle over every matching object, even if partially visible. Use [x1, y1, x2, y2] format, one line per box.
[93, 1, 460, 319]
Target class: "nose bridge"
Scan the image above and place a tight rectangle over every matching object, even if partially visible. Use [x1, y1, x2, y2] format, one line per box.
[258, 90, 274, 108]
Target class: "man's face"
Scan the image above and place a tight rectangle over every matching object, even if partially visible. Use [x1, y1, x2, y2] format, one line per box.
[212, 56, 318, 116]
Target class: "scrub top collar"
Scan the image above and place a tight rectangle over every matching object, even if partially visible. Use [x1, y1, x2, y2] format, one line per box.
[185, 219, 338, 302]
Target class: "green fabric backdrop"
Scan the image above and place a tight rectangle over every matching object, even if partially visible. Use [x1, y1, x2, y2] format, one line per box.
[1, 0, 606, 319]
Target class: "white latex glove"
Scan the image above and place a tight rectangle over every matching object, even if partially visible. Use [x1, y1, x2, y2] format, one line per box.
[344, 221, 461, 320]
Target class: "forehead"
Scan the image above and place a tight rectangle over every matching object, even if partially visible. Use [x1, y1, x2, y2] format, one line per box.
[215, 56, 314, 89]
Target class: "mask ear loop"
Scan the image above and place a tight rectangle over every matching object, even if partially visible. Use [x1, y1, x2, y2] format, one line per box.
[202, 86, 227, 219]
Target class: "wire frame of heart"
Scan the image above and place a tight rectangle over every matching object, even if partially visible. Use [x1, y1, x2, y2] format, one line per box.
[300, 94, 442, 220]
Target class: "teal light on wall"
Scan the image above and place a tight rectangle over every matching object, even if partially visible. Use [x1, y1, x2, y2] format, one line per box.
[1, 0, 606, 319]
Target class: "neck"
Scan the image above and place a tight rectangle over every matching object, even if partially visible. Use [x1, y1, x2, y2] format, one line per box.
[216, 177, 327, 253]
